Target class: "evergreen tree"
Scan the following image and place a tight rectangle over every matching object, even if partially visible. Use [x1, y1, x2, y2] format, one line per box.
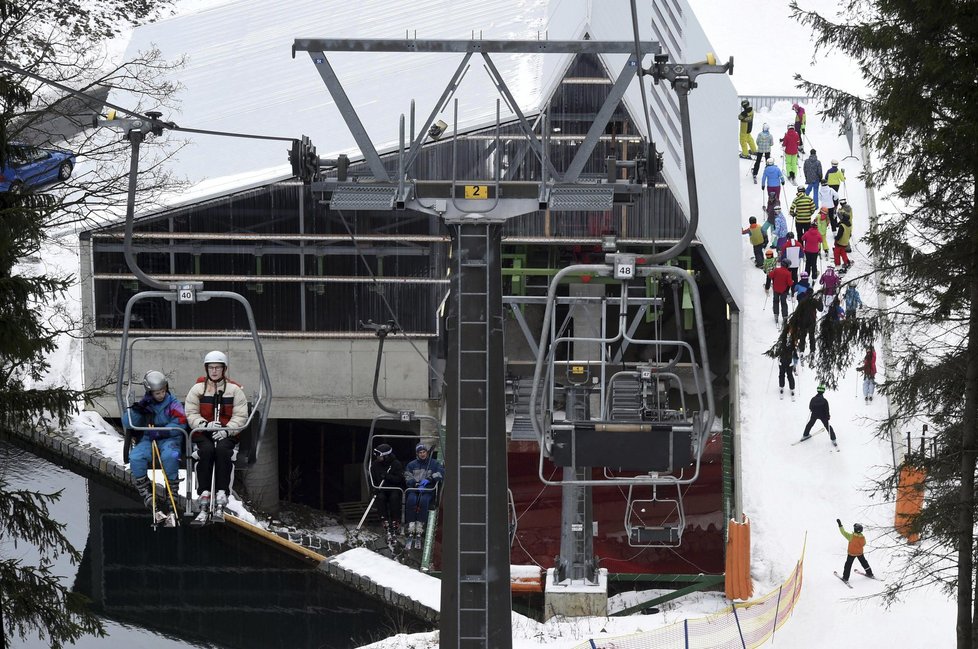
[0, 1, 177, 645]
[789, 2, 978, 646]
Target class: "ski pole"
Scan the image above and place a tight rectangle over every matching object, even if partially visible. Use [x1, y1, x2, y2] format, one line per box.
[153, 440, 180, 523]
[357, 476, 386, 531]
[151, 435, 159, 528]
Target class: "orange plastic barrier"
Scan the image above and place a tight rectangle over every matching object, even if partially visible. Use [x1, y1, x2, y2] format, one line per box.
[725, 515, 753, 600]
[511, 565, 543, 593]
[895, 465, 926, 543]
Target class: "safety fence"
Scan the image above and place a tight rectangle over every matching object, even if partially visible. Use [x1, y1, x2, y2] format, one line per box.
[574, 545, 805, 649]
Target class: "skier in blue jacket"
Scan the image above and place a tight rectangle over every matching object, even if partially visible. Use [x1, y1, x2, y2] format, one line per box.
[403, 444, 445, 549]
[123, 371, 189, 525]
[761, 159, 785, 216]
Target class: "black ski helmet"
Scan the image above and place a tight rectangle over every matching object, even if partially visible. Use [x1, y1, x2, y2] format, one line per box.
[373, 443, 393, 460]
[741, 99, 749, 108]
[853, 522, 863, 533]
[781, 259, 790, 268]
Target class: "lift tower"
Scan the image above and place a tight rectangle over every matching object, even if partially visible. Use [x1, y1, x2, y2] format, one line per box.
[293, 36, 729, 648]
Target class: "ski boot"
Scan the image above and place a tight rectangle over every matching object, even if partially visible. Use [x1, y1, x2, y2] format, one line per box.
[212, 490, 228, 523]
[791, 389, 796, 401]
[779, 388, 784, 400]
[134, 476, 155, 509]
[191, 491, 211, 527]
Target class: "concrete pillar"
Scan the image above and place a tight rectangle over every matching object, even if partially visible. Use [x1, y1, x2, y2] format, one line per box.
[243, 418, 280, 512]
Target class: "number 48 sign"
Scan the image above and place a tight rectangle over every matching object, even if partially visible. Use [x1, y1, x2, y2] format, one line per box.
[615, 254, 636, 280]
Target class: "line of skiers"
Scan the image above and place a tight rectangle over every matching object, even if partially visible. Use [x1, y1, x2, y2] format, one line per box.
[369, 442, 445, 550]
[122, 350, 248, 526]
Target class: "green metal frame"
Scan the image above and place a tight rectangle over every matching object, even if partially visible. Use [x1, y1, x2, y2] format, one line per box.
[610, 573, 726, 616]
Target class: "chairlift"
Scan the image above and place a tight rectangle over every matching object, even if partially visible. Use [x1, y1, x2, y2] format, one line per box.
[624, 483, 686, 548]
[115, 293, 273, 513]
[530, 263, 715, 487]
[362, 416, 444, 518]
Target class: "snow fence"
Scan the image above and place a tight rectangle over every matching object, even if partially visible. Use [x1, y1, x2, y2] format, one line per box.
[574, 549, 805, 649]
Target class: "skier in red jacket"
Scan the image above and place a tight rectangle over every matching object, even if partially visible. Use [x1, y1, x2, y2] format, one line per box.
[780, 125, 802, 183]
[768, 259, 794, 325]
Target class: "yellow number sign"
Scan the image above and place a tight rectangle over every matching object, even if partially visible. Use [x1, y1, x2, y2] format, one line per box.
[464, 185, 488, 199]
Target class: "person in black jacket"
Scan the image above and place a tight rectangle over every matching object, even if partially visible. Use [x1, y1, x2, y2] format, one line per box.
[369, 443, 406, 542]
[778, 342, 797, 400]
[800, 384, 837, 445]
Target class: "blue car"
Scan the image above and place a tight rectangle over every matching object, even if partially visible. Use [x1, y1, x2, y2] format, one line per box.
[0, 143, 75, 192]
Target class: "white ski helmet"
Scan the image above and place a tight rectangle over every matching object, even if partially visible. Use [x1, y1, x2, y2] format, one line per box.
[203, 350, 228, 369]
[142, 370, 168, 392]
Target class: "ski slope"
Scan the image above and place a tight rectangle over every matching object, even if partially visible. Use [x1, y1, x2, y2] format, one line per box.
[733, 102, 955, 648]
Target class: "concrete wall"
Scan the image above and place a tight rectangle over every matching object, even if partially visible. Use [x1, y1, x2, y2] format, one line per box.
[84, 335, 439, 420]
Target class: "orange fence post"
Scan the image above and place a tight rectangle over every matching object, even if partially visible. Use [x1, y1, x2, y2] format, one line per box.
[725, 515, 753, 600]
[895, 465, 925, 543]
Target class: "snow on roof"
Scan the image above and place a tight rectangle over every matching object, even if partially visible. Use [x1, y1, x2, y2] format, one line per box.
[112, 0, 744, 307]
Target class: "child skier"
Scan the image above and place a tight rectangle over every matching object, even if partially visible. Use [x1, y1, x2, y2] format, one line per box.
[844, 283, 863, 319]
[762, 248, 778, 291]
[836, 519, 874, 583]
[860, 344, 878, 403]
[742, 215, 765, 267]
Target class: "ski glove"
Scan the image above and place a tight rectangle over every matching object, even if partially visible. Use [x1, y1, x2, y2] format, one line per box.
[206, 420, 224, 429]
[420, 479, 430, 488]
[211, 430, 229, 441]
[431, 472, 443, 480]
[836, 518, 842, 527]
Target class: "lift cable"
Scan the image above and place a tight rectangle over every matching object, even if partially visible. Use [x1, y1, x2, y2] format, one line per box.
[0, 60, 295, 142]
[336, 209, 447, 388]
[628, 0, 656, 147]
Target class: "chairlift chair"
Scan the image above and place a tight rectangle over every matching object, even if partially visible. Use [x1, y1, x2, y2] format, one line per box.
[624, 483, 686, 548]
[116, 293, 273, 514]
[362, 413, 443, 518]
[530, 263, 715, 488]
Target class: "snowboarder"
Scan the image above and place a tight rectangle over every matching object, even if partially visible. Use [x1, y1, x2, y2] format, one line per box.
[742, 215, 765, 267]
[123, 370, 188, 527]
[761, 159, 785, 211]
[752, 123, 773, 182]
[738, 99, 757, 159]
[844, 283, 863, 319]
[800, 384, 837, 445]
[803, 149, 822, 199]
[780, 124, 801, 183]
[370, 443, 406, 547]
[769, 259, 794, 324]
[403, 443, 445, 550]
[185, 350, 249, 524]
[778, 341, 796, 400]
[860, 344, 877, 403]
[790, 185, 817, 239]
[836, 519, 874, 582]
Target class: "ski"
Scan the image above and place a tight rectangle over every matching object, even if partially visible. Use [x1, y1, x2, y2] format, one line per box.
[834, 571, 854, 588]
[792, 428, 824, 445]
[855, 569, 882, 581]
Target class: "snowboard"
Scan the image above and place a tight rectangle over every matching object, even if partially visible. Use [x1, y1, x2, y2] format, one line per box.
[834, 571, 854, 588]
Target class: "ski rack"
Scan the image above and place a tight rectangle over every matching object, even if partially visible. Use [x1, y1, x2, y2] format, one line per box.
[624, 482, 686, 548]
[529, 260, 715, 487]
